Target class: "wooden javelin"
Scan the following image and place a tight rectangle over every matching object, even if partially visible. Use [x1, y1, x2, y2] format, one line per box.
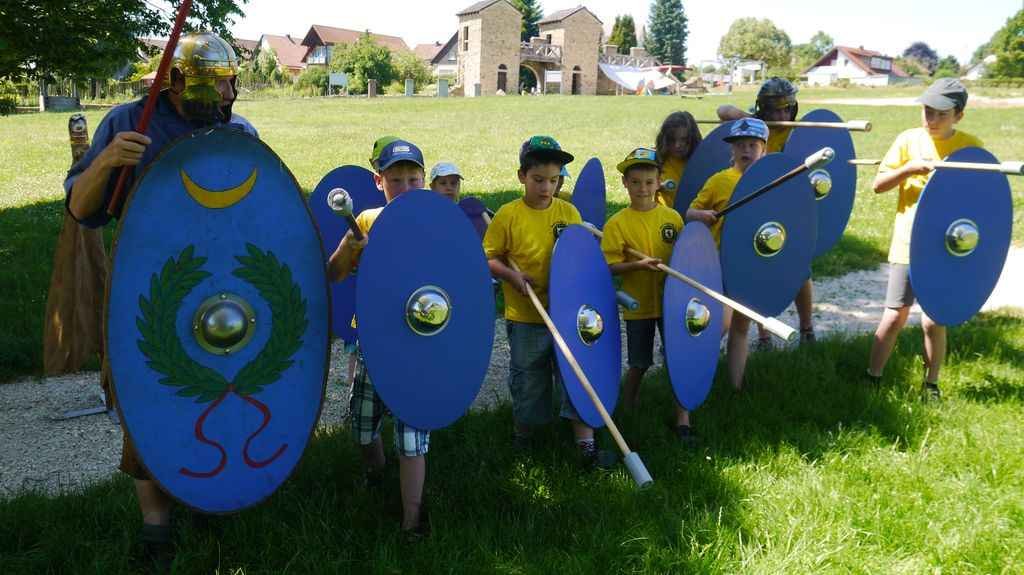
[482, 212, 652, 487]
[581, 224, 797, 343]
[107, 0, 194, 216]
[849, 158, 1024, 175]
[697, 119, 872, 132]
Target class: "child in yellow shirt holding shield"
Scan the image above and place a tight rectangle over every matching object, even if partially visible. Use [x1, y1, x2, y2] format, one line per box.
[867, 79, 983, 401]
[601, 147, 693, 443]
[687, 118, 770, 391]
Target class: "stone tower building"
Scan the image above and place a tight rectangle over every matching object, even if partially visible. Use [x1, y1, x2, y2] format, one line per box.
[456, 0, 522, 97]
[537, 7, 603, 96]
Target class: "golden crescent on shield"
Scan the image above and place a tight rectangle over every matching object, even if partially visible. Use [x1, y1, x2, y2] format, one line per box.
[181, 168, 258, 209]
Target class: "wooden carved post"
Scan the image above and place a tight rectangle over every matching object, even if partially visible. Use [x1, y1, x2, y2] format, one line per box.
[42, 114, 110, 378]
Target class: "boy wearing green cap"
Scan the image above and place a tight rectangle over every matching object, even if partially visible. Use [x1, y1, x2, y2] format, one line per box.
[601, 148, 693, 443]
[867, 79, 982, 401]
[484, 136, 609, 467]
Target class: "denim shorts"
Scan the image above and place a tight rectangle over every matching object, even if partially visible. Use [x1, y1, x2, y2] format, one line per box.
[505, 320, 580, 426]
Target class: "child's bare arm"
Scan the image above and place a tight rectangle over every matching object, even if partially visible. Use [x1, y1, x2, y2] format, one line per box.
[609, 258, 661, 275]
[488, 257, 532, 295]
[872, 160, 934, 194]
[686, 208, 718, 226]
[717, 105, 749, 121]
[327, 230, 366, 282]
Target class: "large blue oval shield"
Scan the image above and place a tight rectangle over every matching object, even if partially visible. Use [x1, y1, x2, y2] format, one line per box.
[572, 157, 607, 229]
[720, 153, 817, 317]
[675, 122, 733, 213]
[910, 147, 1013, 325]
[550, 225, 621, 428]
[107, 128, 329, 513]
[356, 190, 494, 430]
[310, 166, 385, 343]
[784, 109, 858, 258]
[663, 223, 723, 411]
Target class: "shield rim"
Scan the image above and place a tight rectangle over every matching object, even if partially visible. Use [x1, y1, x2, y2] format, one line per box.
[572, 157, 607, 230]
[104, 127, 330, 514]
[909, 146, 1014, 325]
[719, 152, 818, 317]
[355, 189, 496, 430]
[784, 108, 858, 258]
[549, 224, 622, 429]
[663, 222, 724, 411]
[310, 164, 385, 342]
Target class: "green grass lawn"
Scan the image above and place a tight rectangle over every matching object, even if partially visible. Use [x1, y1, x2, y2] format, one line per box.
[2, 92, 1023, 380]
[2, 314, 1022, 573]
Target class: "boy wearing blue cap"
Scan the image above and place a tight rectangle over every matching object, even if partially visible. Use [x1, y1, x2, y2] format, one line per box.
[328, 138, 430, 539]
[484, 136, 610, 468]
[601, 148, 694, 443]
[686, 118, 769, 391]
[867, 79, 982, 401]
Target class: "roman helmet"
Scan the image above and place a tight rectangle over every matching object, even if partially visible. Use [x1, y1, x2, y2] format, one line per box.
[171, 31, 239, 126]
[754, 77, 799, 121]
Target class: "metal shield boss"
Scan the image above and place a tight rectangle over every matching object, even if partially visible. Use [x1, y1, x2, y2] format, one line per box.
[356, 190, 495, 430]
[675, 122, 734, 213]
[663, 223, 724, 411]
[310, 165, 385, 343]
[910, 147, 1013, 325]
[720, 153, 818, 317]
[107, 128, 329, 513]
[550, 225, 621, 428]
[784, 109, 858, 257]
[572, 157, 607, 230]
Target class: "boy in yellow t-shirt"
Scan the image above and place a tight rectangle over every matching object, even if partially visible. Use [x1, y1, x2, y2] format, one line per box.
[718, 77, 815, 347]
[484, 136, 608, 467]
[601, 148, 693, 444]
[867, 79, 983, 401]
[327, 139, 431, 539]
[686, 118, 769, 392]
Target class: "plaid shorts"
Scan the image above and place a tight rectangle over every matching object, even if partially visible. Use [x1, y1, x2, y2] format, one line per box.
[349, 356, 430, 457]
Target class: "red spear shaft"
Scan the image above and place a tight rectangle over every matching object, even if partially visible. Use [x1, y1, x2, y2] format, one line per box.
[107, 0, 194, 216]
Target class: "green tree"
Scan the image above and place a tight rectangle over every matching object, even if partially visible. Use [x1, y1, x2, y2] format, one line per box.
[330, 33, 395, 94]
[809, 31, 833, 56]
[934, 55, 961, 78]
[902, 41, 939, 74]
[647, 0, 688, 66]
[895, 56, 927, 77]
[393, 51, 434, 91]
[294, 66, 328, 96]
[987, 9, 1024, 78]
[718, 18, 792, 68]
[511, 0, 543, 41]
[0, 0, 247, 81]
[609, 15, 638, 54]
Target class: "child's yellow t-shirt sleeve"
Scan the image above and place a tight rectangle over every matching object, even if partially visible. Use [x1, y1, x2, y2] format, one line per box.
[600, 219, 627, 265]
[879, 131, 909, 173]
[690, 179, 717, 211]
[482, 209, 508, 260]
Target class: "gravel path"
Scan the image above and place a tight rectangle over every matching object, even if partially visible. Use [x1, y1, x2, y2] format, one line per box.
[3, 248, 1020, 497]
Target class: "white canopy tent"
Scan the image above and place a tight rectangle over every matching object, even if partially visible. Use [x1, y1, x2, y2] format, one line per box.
[598, 63, 679, 93]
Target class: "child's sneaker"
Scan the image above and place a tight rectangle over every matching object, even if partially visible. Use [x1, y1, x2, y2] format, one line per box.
[512, 432, 532, 452]
[675, 425, 700, 447]
[754, 335, 773, 352]
[921, 382, 942, 402]
[402, 507, 430, 543]
[800, 328, 816, 346]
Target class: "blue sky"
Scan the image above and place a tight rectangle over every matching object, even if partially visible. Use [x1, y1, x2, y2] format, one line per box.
[221, 0, 1021, 64]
